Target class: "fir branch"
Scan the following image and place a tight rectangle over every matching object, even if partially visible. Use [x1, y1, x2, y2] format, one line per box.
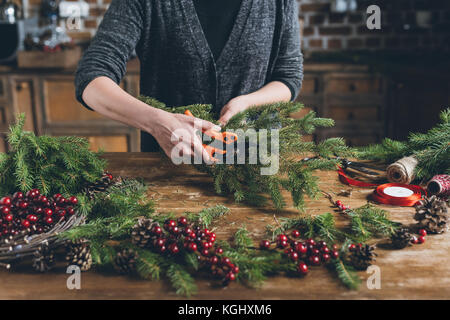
[187, 205, 230, 228]
[167, 264, 198, 297]
[233, 226, 254, 250]
[356, 108, 450, 180]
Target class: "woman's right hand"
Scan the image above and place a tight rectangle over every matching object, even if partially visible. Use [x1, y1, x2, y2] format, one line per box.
[148, 110, 220, 164]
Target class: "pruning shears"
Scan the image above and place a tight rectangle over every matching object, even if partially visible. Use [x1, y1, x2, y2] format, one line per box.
[184, 110, 238, 161]
[302, 157, 382, 176]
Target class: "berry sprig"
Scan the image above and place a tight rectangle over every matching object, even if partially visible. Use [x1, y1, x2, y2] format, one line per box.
[134, 216, 238, 285]
[0, 190, 78, 241]
[411, 229, 427, 245]
[259, 230, 340, 276]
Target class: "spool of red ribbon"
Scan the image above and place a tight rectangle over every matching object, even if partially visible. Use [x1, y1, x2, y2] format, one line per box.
[371, 183, 426, 207]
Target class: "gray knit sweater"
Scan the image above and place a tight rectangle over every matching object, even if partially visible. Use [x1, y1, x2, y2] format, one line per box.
[75, 0, 303, 149]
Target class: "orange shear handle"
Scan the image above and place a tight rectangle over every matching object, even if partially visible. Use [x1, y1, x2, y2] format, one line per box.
[184, 110, 237, 144]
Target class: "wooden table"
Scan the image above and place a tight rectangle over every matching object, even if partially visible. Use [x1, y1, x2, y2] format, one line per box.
[1, 153, 449, 300]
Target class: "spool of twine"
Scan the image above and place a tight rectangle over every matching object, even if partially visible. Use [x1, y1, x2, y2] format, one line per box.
[386, 156, 418, 184]
[427, 175, 450, 197]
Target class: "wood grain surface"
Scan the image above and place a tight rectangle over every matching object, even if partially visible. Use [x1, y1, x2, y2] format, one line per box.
[0, 153, 448, 300]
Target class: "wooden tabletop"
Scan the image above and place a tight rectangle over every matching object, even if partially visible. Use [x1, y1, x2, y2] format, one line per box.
[1, 153, 449, 300]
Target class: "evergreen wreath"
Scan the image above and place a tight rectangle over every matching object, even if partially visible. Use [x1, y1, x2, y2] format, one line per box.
[139, 96, 352, 211]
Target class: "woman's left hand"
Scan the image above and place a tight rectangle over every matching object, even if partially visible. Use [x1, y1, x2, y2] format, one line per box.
[218, 95, 252, 126]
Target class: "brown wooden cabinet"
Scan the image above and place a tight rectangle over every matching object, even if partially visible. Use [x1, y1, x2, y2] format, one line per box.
[0, 61, 140, 152]
[294, 64, 388, 146]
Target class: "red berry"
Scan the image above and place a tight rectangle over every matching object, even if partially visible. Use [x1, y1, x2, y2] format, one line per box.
[177, 216, 188, 226]
[45, 217, 53, 224]
[1, 206, 10, 215]
[291, 230, 300, 238]
[167, 220, 176, 228]
[322, 253, 331, 262]
[159, 245, 166, 253]
[27, 215, 38, 223]
[67, 207, 75, 215]
[53, 193, 62, 199]
[297, 262, 308, 275]
[19, 201, 29, 209]
[278, 240, 289, 248]
[331, 250, 339, 259]
[332, 244, 338, 250]
[202, 242, 210, 249]
[13, 192, 24, 200]
[216, 247, 223, 255]
[311, 248, 320, 256]
[155, 239, 165, 247]
[68, 196, 78, 205]
[295, 243, 307, 255]
[260, 240, 271, 249]
[171, 226, 180, 234]
[210, 256, 219, 264]
[58, 209, 66, 217]
[21, 220, 30, 228]
[290, 252, 299, 261]
[0, 197, 11, 206]
[411, 236, 419, 244]
[226, 272, 236, 281]
[335, 200, 342, 206]
[38, 195, 48, 203]
[188, 242, 198, 252]
[348, 244, 357, 252]
[309, 255, 321, 266]
[306, 238, 315, 246]
[201, 249, 210, 256]
[233, 266, 239, 274]
[278, 234, 288, 242]
[419, 229, 427, 237]
[5, 214, 13, 222]
[321, 246, 330, 254]
[44, 208, 53, 216]
[418, 236, 426, 244]
[169, 244, 179, 254]
[222, 257, 231, 266]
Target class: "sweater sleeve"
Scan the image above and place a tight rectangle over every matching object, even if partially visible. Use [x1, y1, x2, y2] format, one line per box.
[74, 0, 147, 110]
[270, 0, 303, 101]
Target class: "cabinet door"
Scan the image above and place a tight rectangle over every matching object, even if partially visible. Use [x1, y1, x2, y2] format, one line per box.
[9, 77, 39, 133]
[40, 75, 140, 152]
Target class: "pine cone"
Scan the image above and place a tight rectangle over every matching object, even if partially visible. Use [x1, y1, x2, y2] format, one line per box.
[114, 248, 139, 275]
[32, 244, 55, 273]
[83, 172, 115, 199]
[391, 227, 412, 249]
[65, 239, 93, 272]
[349, 244, 377, 271]
[414, 196, 449, 234]
[131, 218, 157, 248]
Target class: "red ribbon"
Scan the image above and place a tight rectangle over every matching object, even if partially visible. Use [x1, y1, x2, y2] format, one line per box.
[338, 167, 426, 207]
[371, 183, 426, 207]
[338, 167, 379, 187]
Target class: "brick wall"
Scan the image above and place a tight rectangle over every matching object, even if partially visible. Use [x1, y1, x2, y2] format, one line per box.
[27, 0, 450, 52]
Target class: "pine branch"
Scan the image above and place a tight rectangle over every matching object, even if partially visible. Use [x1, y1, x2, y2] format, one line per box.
[355, 108, 450, 180]
[167, 264, 198, 297]
[187, 205, 230, 228]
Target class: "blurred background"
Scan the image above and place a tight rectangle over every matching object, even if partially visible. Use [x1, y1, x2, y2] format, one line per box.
[0, 0, 449, 152]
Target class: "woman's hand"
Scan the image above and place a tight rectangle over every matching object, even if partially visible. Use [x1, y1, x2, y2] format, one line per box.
[218, 95, 252, 126]
[149, 110, 220, 164]
[218, 81, 292, 126]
